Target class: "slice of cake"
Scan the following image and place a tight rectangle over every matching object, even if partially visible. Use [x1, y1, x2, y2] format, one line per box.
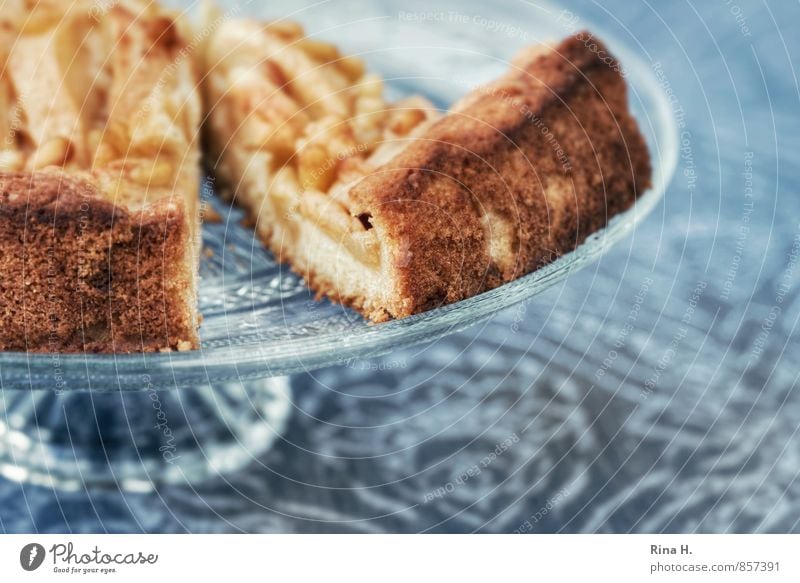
[203, 22, 651, 321]
[0, 1, 202, 352]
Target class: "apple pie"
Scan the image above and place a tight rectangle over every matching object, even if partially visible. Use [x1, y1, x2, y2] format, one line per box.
[0, 0, 201, 352]
[202, 21, 651, 321]
[0, 2, 651, 354]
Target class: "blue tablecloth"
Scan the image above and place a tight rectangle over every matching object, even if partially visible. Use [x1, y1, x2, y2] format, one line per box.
[2, 0, 799, 533]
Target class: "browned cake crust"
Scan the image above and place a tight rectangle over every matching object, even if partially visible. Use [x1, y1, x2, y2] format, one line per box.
[203, 28, 652, 324]
[344, 33, 652, 320]
[0, 172, 196, 353]
[0, 2, 201, 353]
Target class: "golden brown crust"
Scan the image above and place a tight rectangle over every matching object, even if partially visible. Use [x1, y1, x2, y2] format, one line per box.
[348, 32, 652, 319]
[0, 172, 196, 353]
[0, 1, 202, 353]
[204, 29, 652, 323]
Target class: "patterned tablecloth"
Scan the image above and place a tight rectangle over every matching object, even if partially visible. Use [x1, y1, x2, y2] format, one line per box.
[2, 0, 799, 533]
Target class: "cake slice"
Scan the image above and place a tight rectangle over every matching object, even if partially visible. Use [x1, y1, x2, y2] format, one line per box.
[203, 22, 651, 321]
[0, 1, 202, 352]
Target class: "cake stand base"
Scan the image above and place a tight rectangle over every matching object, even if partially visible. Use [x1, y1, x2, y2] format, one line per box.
[0, 377, 292, 491]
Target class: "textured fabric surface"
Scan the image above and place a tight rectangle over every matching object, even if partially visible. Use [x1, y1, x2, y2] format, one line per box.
[1, 0, 799, 533]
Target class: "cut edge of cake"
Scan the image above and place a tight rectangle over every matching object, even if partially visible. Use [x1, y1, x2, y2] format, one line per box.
[0, 1, 202, 353]
[202, 21, 652, 322]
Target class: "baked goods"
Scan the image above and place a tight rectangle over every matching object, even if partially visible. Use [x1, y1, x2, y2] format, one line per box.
[0, 0, 652, 354]
[0, 1, 202, 352]
[201, 14, 441, 322]
[202, 22, 651, 321]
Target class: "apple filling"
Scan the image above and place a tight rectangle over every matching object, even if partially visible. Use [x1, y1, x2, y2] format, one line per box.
[202, 14, 439, 303]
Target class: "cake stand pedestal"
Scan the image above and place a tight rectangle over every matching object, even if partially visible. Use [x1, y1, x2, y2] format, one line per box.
[0, 377, 291, 491]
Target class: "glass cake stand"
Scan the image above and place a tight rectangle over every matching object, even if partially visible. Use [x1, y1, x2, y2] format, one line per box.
[0, 0, 678, 490]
